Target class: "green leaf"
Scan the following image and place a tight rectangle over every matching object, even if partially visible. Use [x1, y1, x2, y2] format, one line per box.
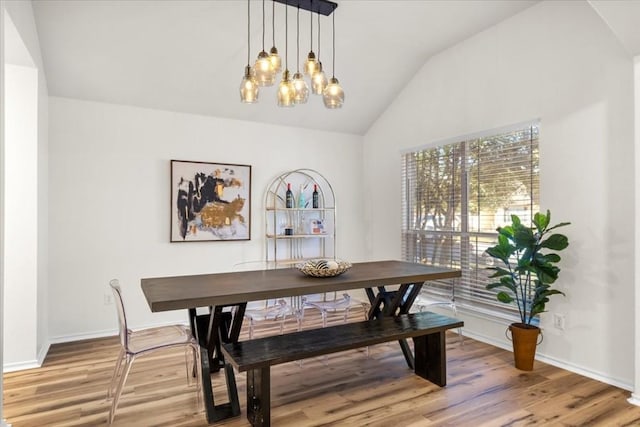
[530, 302, 546, 317]
[486, 237, 516, 263]
[513, 226, 535, 249]
[511, 215, 522, 227]
[519, 248, 534, 266]
[498, 226, 514, 240]
[535, 264, 560, 284]
[486, 247, 508, 264]
[488, 267, 512, 278]
[541, 289, 565, 297]
[533, 211, 549, 232]
[486, 282, 516, 293]
[540, 234, 569, 250]
[536, 253, 561, 264]
[497, 291, 514, 303]
[486, 282, 504, 290]
[498, 277, 517, 291]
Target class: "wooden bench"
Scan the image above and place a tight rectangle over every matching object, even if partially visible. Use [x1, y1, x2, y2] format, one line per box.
[221, 311, 464, 427]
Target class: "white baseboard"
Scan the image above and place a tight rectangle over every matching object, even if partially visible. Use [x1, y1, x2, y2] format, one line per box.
[460, 329, 512, 352]
[628, 393, 640, 406]
[4, 320, 189, 372]
[3, 343, 51, 373]
[536, 352, 633, 391]
[48, 327, 118, 345]
[49, 321, 189, 344]
[3, 359, 40, 373]
[48, 319, 190, 345]
[462, 329, 634, 391]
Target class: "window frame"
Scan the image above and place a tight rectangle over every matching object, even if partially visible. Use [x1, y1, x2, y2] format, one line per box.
[401, 121, 540, 322]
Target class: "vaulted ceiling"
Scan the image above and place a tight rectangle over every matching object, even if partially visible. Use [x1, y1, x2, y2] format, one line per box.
[30, 1, 638, 135]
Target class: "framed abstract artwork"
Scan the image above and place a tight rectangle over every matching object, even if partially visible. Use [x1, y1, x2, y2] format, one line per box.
[171, 160, 251, 242]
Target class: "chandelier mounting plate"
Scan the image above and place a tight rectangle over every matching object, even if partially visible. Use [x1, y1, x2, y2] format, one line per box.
[273, 0, 338, 16]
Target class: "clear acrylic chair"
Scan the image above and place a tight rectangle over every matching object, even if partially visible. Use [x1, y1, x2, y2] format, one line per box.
[301, 292, 371, 362]
[107, 279, 201, 424]
[412, 292, 464, 345]
[302, 292, 369, 327]
[233, 261, 298, 338]
[243, 298, 291, 339]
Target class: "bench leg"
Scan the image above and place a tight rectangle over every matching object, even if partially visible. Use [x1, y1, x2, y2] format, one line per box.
[247, 367, 271, 427]
[413, 331, 447, 386]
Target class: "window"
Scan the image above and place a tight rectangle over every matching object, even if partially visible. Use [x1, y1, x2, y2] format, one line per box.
[401, 123, 539, 320]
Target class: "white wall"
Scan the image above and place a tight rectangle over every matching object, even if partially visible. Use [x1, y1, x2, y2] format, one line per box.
[3, 0, 49, 373]
[4, 64, 38, 368]
[0, 1, 5, 422]
[47, 97, 365, 340]
[632, 55, 640, 405]
[364, 0, 635, 388]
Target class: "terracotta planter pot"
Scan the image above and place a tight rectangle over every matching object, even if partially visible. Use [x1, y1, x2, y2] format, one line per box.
[508, 323, 541, 371]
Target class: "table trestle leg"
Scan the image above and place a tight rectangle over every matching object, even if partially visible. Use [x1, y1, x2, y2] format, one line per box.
[190, 308, 241, 424]
[366, 283, 424, 370]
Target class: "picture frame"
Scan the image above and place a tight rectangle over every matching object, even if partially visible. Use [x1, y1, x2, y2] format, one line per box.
[170, 160, 251, 242]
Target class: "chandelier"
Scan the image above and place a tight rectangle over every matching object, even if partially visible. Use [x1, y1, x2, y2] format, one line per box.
[240, 0, 344, 109]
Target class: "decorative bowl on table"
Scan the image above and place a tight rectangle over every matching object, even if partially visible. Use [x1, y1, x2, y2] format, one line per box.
[296, 259, 352, 278]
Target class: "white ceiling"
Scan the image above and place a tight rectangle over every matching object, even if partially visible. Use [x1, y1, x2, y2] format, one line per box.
[5, 10, 35, 67]
[29, 0, 640, 135]
[589, 0, 640, 57]
[31, 0, 542, 135]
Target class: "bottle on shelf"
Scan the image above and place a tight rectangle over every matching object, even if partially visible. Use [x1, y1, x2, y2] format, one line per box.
[285, 183, 294, 208]
[312, 184, 319, 208]
[298, 184, 306, 208]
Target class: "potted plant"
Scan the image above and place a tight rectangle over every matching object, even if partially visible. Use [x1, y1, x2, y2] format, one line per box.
[485, 210, 570, 370]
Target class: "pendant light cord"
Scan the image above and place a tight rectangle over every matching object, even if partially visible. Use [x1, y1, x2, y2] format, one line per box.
[332, 10, 336, 78]
[261, 0, 266, 50]
[272, 1, 275, 46]
[247, 0, 251, 66]
[309, 7, 313, 53]
[317, 11, 321, 61]
[296, 6, 300, 71]
[285, 1, 288, 70]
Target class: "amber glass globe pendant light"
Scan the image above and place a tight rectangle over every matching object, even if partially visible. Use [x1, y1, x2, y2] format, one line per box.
[323, 7, 344, 109]
[304, 7, 318, 76]
[277, 0, 295, 107]
[254, 0, 275, 86]
[291, 5, 309, 104]
[240, 0, 259, 103]
[269, 1, 282, 73]
[311, 10, 327, 95]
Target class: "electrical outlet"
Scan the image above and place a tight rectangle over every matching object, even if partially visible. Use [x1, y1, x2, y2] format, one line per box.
[553, 313, 565, 330]
[104, 293, 114, 305]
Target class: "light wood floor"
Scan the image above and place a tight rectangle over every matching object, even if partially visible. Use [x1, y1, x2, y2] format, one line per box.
[4, 310, 640, 427]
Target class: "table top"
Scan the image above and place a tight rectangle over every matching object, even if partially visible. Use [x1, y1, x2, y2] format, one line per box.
[141, 260, 461, 312]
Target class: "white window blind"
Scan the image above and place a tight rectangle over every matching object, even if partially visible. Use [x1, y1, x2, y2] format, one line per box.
[402, 124, 539, 320]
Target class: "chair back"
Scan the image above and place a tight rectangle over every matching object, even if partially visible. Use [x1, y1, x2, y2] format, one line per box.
[109, 279, 129, 351]
[233, 260, 278, 271]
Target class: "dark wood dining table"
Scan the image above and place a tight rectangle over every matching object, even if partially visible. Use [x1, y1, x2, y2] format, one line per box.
[141, 260, 461, 424]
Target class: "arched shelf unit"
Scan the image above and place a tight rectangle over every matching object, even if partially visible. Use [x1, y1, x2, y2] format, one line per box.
[264, 169, 336, 266]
